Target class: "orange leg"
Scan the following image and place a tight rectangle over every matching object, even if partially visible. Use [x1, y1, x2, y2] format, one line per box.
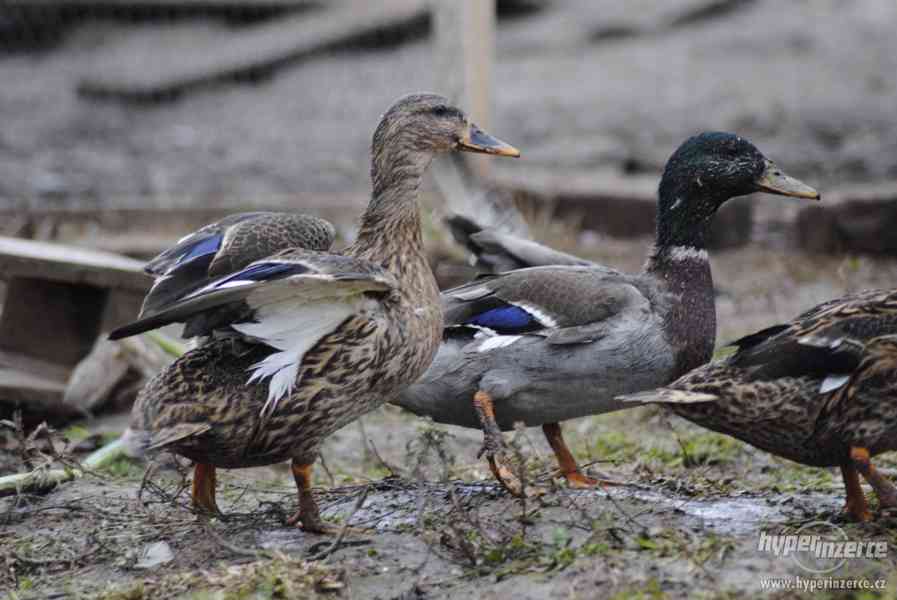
[542, 423, 599, 488]
[191, 463, 220, 514]
[840, 462, 872, 522]
[850, 447, 897, 510]
[285, 459, 331, 533]
[473, 391, 523, 497]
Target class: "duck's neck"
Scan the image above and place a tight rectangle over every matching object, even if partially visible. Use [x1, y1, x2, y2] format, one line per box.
[645, 234, 716, 377]
[350, 142, 432, 272]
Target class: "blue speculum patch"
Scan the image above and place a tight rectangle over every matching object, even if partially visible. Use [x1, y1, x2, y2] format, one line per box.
[467, 305, 534, 332]
[176, 235, 221, 265]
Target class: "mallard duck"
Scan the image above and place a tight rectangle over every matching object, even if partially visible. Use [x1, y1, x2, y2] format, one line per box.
[620, 330, 897, 522]
[111, 93, 520, 531]
[395, 132, 819, 494]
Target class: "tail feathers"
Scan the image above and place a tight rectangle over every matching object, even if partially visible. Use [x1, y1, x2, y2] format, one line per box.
[121, 427, 151, 458]
[121, 423, 211, 457]
[445, 214, 485, 256]
[617, 389, 719, 405]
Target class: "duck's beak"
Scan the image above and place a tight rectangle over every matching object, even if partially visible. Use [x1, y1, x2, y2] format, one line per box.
[755, 160, 820, 200]
[458, 124, 520, 157]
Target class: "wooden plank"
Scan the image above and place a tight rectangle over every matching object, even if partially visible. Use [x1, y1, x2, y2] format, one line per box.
[434, 0, 495, 179]
[0, 192, 367, 233]
[0, 367, 74, 421]
[77, 0, 429, 101]
[0, 349, 71, 384]
[0, 277, 109, 366]
[0, 237, 148, 292]
[795, 182, 897, 255]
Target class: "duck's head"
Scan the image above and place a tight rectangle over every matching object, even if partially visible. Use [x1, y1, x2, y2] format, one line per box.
[656, 132, 819, 248]
[371, 94, 519, 188]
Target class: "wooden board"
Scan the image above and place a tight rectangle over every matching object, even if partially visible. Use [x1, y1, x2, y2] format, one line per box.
[0, 236, 149, 292]
[795, 183, 897, 255]
[78, 0, 428, 101]
[0, 367, 75, 421]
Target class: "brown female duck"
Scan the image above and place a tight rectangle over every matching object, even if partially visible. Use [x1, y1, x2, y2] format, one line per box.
[621, 299, 897, 521]
[112, 93, 519, 531]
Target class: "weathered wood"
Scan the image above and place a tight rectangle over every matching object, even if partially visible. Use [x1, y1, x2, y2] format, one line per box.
[77, 0, 429, 101]
[0, 238, 153, 415]
[434, 0, 495, 179]
[0, 368, 71, 416]
[795, 183, 897, 255]
[0, 193, 365, 245]
[0, 236, 148, 291]
[63, 339, 132, 413]
[0, 277, 109, 367]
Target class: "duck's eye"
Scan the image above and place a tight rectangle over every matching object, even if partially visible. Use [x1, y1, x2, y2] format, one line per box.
[432, 105, 450, 117]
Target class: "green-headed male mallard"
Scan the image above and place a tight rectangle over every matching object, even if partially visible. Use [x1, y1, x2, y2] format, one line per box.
[110, 93, 520, 531]
[395, 132, 819, 494]
[620, 326, 897, 522]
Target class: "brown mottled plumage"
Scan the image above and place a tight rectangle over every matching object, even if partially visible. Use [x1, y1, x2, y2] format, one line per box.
[118, 93, 519, 531]
[621, 313, 897, 521]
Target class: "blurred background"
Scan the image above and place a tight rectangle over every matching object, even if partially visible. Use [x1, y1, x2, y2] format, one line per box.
[2, 0, 897, 464]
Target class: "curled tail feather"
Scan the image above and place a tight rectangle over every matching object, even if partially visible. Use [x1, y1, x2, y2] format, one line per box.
[121, 423, 211, 458]
[617, 389, 719, 405]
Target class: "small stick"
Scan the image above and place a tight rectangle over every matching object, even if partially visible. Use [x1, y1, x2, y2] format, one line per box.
[0, 439, 125, 497]
[201, 520, 271, 559]
[308, 485, 370, 562]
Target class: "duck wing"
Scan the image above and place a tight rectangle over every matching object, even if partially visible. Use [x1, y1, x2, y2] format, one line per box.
[111, 249, 397, 416]
[442, 265, 660, 346]
[447, 214, 594, 272]
[139, 212, 336, 320]
[727, 289, 897, 380]
[618, 335, 866, 407]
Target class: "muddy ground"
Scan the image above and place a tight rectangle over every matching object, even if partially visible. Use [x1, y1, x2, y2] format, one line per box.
[4, 244, 897, 600]
[4, 0, 897, 598]
[3, 398, 897, 599]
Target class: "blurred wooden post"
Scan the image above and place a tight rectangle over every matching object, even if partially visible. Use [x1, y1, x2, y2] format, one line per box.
[433, 0, 495, 178]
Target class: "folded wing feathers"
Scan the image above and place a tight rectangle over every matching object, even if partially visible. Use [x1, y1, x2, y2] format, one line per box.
[226, 265, 390, 419]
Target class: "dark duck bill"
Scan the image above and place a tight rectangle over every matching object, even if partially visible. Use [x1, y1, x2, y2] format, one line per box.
[457, 124, 521, 157]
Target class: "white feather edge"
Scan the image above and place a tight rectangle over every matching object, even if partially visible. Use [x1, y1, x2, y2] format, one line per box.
[226, 273, 387, 419]
[511, 301, 558, 329]
[477, 335, 522, 352]
[819, 374, 851, 394]
[233, 299, 358, 419]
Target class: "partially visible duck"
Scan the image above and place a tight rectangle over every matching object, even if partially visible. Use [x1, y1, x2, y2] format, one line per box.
[112, 93, 520, 531]
[620, 332, 897, 522]
[395, 132, 819, 493]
